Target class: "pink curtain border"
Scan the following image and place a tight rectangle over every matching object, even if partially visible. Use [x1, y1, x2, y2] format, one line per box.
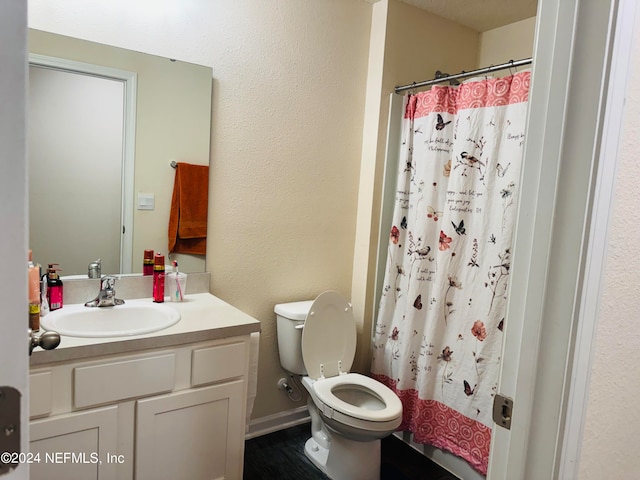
[373, 373, 491, 475]
[405, 70, 531, 119]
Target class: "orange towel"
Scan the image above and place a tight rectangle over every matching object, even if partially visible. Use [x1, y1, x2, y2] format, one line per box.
[168, 162, 209, 255]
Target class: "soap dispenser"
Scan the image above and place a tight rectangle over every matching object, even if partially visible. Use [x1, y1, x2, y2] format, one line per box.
[46, 264, 63, 311]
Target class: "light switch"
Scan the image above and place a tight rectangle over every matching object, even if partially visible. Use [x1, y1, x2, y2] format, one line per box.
[137, 193, 155, 210]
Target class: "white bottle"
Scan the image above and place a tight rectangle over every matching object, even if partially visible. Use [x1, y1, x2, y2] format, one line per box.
[40, 275, 50, 316]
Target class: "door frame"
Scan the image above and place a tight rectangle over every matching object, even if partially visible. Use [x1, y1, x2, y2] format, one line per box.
[557, 0, 638, 476]
[489, 0, 635, 478]
[372, 0, 635, 478]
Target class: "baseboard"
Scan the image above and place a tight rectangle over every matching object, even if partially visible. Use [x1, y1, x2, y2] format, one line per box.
[245, 406, 310, 440]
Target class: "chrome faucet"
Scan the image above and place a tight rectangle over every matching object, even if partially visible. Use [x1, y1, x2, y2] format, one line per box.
[85, 275, 125, 307]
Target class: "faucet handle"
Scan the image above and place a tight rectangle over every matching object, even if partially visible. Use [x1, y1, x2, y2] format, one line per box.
[101, 275, 116, 290]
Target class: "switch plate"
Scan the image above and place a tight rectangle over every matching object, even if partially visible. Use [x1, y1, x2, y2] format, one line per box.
[137, 193, 155, 210]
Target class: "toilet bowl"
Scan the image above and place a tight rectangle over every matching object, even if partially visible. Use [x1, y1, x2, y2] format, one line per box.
[275, 291, 402, 480]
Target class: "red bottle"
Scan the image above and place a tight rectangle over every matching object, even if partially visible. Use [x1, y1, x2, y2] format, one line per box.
[153, 254, 165, 303]
[46, 264, 63, 311]
[143, 249, 154, 276]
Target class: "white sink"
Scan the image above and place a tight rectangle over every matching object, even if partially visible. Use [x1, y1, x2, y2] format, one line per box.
[40, 301, 181, 338]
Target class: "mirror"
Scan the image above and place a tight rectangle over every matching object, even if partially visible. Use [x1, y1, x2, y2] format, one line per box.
[28, 29, 213, 276]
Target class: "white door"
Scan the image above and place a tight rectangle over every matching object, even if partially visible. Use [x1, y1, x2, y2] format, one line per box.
[0, 1, 29, 479]
[28, 65, 124, 276]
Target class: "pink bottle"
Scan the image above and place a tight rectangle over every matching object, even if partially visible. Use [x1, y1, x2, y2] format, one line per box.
[153, 254, 165, 303]
[46, 263, 63, 311]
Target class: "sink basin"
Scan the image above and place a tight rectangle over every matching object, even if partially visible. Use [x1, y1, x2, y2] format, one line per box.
[40, 301, 181, 338]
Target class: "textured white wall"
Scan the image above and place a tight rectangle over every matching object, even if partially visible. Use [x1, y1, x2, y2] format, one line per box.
[351, 0, 479, 372]
[478, 17, 536, 68]
[28, 0, 372, 419]
[578, 10, 640, 479]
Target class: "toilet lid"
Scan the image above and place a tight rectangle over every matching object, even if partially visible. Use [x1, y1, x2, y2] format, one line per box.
[302, 291, 356, 379]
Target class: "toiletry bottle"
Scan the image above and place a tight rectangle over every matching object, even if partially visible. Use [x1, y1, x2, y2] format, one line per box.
[28, 250, 41, 331]
[143, 249, 154, 275]
[46, 264, 64, 311]
[153, 253, 165, 303]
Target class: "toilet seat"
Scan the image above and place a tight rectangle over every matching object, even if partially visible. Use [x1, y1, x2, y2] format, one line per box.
[313, 373, 402, 423]
[301, 291, 356, 380]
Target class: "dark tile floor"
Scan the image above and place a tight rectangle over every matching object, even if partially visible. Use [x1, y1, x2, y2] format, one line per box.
[243, 423, 458, 480]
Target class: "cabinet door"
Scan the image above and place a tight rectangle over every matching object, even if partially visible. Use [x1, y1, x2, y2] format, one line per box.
[135, 380, 245, 480]
[30, 406, 118, 480]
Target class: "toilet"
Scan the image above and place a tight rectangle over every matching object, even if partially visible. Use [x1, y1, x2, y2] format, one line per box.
[275, 291, 402, 480]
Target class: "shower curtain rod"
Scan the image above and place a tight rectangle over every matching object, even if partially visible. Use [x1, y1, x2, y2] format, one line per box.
[394, 57, 532, 94]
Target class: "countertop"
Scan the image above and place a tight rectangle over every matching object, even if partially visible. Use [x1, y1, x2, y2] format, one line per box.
[30, 293, 261, 365]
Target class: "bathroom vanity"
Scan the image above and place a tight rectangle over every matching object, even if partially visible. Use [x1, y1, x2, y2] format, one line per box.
[29, 292, 260, 480]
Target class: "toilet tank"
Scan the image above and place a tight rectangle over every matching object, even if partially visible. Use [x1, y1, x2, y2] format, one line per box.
[274, 300, 313, 375]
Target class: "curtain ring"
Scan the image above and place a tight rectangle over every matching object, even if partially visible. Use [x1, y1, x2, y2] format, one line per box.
[485, 65, 493, 82]
[509, 59, 516, 76]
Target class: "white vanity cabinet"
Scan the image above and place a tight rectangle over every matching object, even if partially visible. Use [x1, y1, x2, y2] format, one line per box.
[135, 380, 244, 479]
[29, 336, 251, 480]
[30, 405, 119, 480]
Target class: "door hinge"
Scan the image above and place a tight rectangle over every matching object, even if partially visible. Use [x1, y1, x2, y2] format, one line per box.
[0, 386, 21, 475]
[493, 393, 513, 430]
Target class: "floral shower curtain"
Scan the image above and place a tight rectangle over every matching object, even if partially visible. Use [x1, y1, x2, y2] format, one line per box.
[371, 70, 530, 474]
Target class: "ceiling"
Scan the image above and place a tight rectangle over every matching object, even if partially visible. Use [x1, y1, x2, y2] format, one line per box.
[399, 0, 538, 32]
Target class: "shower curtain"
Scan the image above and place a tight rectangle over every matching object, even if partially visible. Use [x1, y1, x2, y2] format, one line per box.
[371, 70, 530, 475]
